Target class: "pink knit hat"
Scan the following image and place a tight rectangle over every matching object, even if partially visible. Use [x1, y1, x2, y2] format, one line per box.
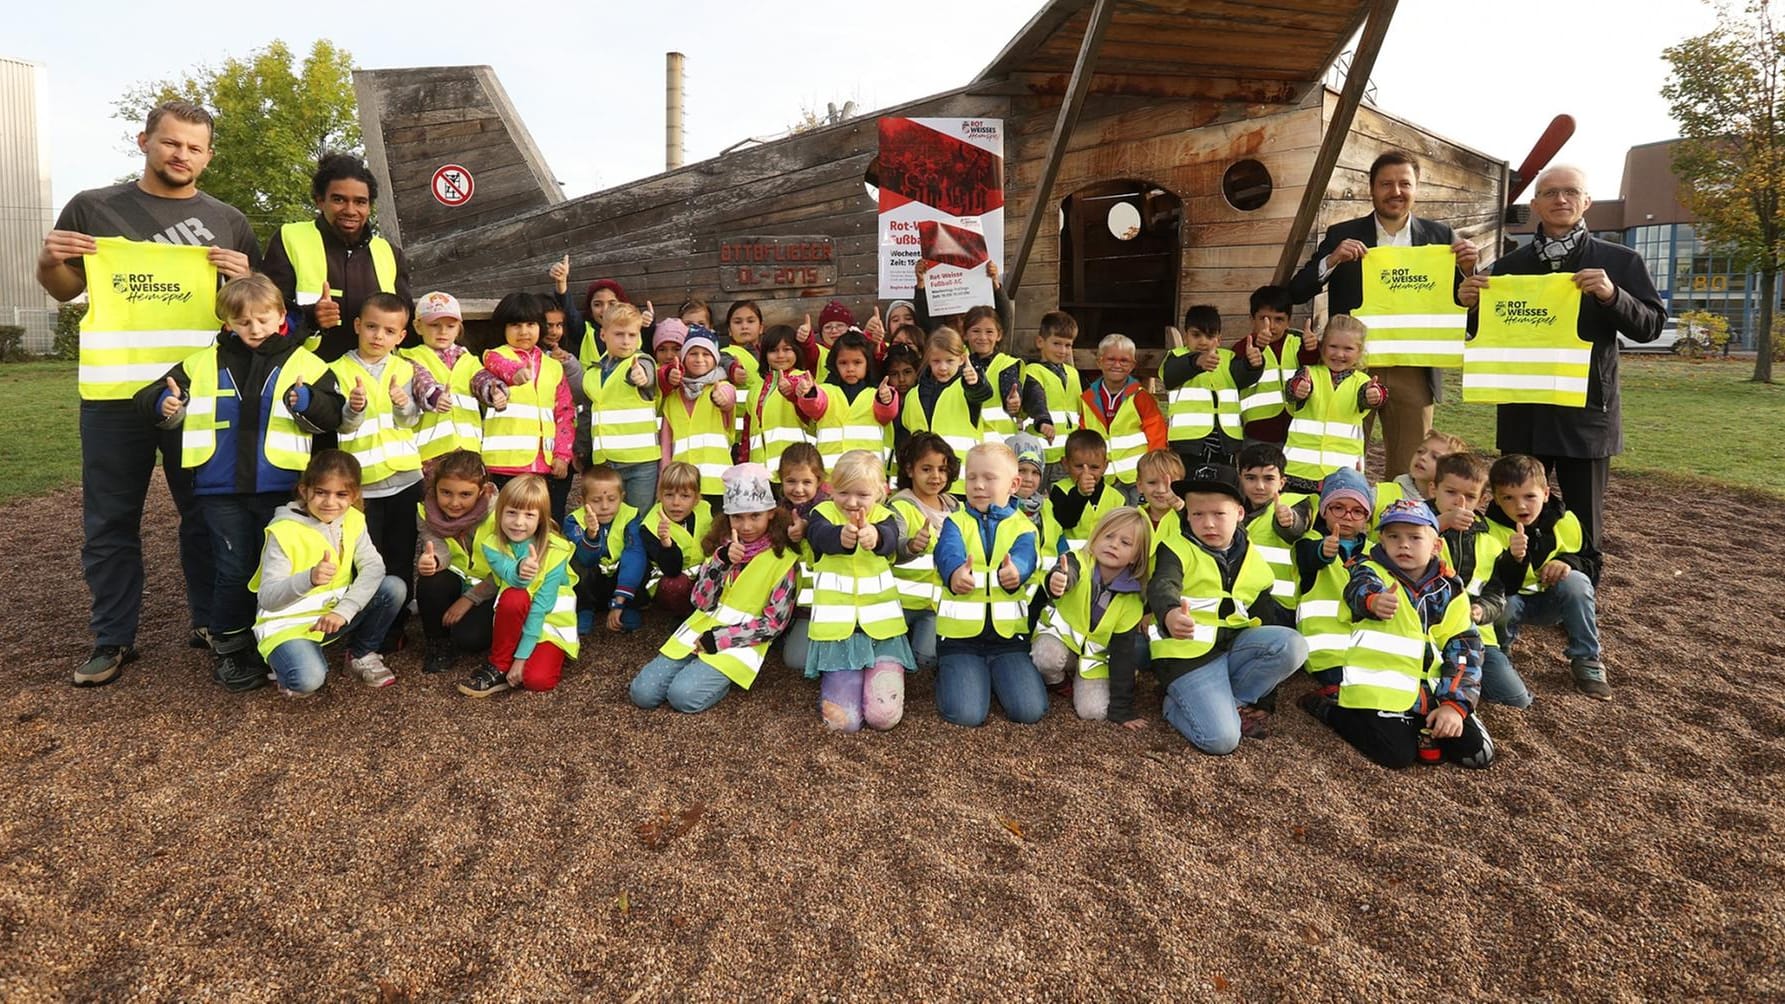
[653, 317, 689, 351]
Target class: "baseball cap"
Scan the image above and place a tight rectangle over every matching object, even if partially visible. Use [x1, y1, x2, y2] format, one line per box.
[1377, 498, 1438, 532]
[1172, 463, 1244, 505]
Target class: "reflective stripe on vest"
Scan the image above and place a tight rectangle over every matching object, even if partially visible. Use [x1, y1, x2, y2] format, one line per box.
[658, 546, 801, 688]
[584, 356, 661, 464]
[977, 354, 1023, 436]
[749, 371, 815, 473]
[249, 507, 367, 660]
[1445, 531, 1504, 647]
[1283, 369, 1370, 480]
[1245, 493, 1310, 610]
[1354, 245, 1467, 367]
[890, 498, 944, 611]
[400, 346, 482, 460]
[663, 388, 733, 496]
[1484, 510, 1584, 595]
[814, 383, 891, 470]
[724, 346, 760, 441]
[1464, 272, 1590, 407]
[1040, 478, 1126, 560]
[807, 501, 906, 641]
[640, 502, 713, 593]
[493, 535, 581, 659]
[330, 354, 421, 483]
[482, 346, 563, 469]
[1164, 347, 1245, 442]
[417, 503, 499, 589]
[1079, 391, 1149, 484]
[1024, 360, 1083, 463]
[1339, 559, 1474, 712]
[179, 344, 330, 470]
[1034, 548, 1146, 679]
[900, 380, 979, 495]
[935, 508, 1036, 639]
[79, 237, 218, 401]
[1238, 342, 1288, 424]
[1147, 535, 1275, 662]
[1297, 556, 1357, 672]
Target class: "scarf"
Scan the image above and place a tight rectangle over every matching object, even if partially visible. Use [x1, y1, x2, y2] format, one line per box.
[680, 361, 726, 402]
[421, 481, 494, 541]
[725, 533, 777, 584]
[1534, 220, 1587, 272]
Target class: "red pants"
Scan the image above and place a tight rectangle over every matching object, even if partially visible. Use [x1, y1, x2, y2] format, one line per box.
[490, 587, 567, 691]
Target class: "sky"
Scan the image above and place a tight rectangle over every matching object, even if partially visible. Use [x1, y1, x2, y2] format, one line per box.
[6, 0, 1723, 216]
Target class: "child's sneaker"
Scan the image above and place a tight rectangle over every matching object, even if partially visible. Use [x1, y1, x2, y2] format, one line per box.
[423, 646, 456, 675]
[1569, 658, 1612, 700]
[1296, 685, 1339, 723]
[212, 650, 267, 693]
[349, 651, 397, 688]
[1458, 714, 1497, 769]
[457, 664, 510, 698]
[1237, 704, 1272, 740]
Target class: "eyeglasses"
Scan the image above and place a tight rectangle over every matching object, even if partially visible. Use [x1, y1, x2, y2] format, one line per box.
[1537, 187, 1585, 201]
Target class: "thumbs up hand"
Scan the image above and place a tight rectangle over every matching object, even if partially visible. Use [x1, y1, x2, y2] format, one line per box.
[839, 511, 861, 550]
[997, 553, 1021, 591]
[1366, 588, 1400, 619]
[641, 300, 655, 326]
[948, 564, 975, 596]
[865, 305, 885, 339]
[961, 355, 980, 386]
[431, 384, 453, 413]
[1509, 520, 1529, 561]
[160, 377, 185, 419]
[1300, 326, 1320, 351]
[511, 365, 533, 387]
[285, 374, 306, 412]
[1363, 376, 1386, 408]
[855, 509, 879, 551]
[727, 528, 746, 564]
[776, 371, 796, 400]
[549, 253, 570, 291]
[1004, 380, 1022, 417]
[665, 362, 683, 390]
[628, 358, 649, 388]
[1321, 532, 1340, 559]
[657, 512, 674, 548]
[1245, 337, 1264, 368]
[1288, 367, 1313, 402]
[788, 510, 807, 543]
[517, 541, 540, 582]
[796, 313, 813, 344]
[348, 377, 368, 412]
[488, 384, 509, 411]
[314, 283, 340, 329]
[1046, 555, 1070, 599]
[417, 541, 440, 576]
[310, 547, 338, 587]
[1275, 502, 1294, 528]
[387, 374, 411, 410]
[907, 518, 931, 556]
[876, 376, 894, 405]
[1164, 597, 1197, 640]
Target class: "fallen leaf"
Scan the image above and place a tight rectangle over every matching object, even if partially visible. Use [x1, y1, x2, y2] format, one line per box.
[1291, 825, 1307, 844]
[635, 802, 706, 849]
[616, 890, 630, 914]
[997, 816, 1025, 840]
[1212, 973, 1230, 992]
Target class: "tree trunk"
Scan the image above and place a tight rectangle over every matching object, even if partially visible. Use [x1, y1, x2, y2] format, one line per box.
[1756, 267, 1776, 384]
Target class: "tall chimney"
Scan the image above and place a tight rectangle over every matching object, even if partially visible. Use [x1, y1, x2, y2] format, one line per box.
[665, 51, 685, 171]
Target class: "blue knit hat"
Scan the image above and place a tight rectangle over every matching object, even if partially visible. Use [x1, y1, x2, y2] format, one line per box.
[1318, 467, 1374, 512]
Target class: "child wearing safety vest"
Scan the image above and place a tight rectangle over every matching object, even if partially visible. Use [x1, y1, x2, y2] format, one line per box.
[1024, 310, 1083, 484]
[1034, 506, 1151, 721]
[900, 326, 991, 495]
[721, 299, 765, 453]
[802, 450, 914, 732]
[414, 449, 500, 677]
[659, 325, 740, 505]
[251, 450, 407, 695]
[1429, 451, 1531, 709]
[1134, 449, 1187, 560]
[564, 463, 645, 636]
[1234, 442, 1313, 615]
[1484, 454, 1610, 700]
[1128, 464, 1305, 753]
[330, 291, 424, 652]
[1237, 284, 1321, 446]
[748, 324, 823, 477]
[1041, 429, 1128, 561]
[1372, 428, 1468, 526]
[612, 461, 711, 625]
[1160, 304, 1262, 469]
[400, 291, 486, 466]
[1293, 467, 1375, 691]
[889, 433, 960, 673]
[814, 331, 899, 473]
[1299, 499, 1496, 770]
[580, 302, 659, 513]
[963, 304, 1047, 439]
[1078, 333, 1167, 498]
[457, 474, 580, 697]
[629, 463, 801, 715]
[933, 442, 1048, 727]
[1283, 314, 1385, 488]
[775, 444, 827, 674]
[479, 292, 576, 521]
[140, 274, 344, 692]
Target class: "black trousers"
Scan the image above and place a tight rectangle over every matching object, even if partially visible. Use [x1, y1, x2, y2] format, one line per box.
[1538, 454, 1609, 579]
[363, 481, 424, 649]
[1324, 705, 1492, 770]
[413, 569, 495, 652]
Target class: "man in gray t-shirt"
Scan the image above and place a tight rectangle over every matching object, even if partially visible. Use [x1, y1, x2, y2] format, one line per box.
[37, 100, 259, 688]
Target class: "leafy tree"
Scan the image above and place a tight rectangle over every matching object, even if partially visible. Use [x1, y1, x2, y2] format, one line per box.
[116, 40, 360, 243]
[1663, 0, 1784, 383]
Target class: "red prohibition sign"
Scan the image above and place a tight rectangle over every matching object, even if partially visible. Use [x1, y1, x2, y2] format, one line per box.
[432, 164, 475, 207]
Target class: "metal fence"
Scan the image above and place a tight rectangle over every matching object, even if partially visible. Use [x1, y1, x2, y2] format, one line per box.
[0, 304, 61, 354]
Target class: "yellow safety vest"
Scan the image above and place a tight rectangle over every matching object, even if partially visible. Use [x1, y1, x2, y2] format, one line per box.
[1244, 494, 1311, 611]
[889, 498, 944, 612]
[400, 346, 483, 460]
[900, 380, 978, 495]
[1164, 347, 1245, 443]
[806, 501, 906, 641]
[1023, 360, 1083, 464]
[280, 222, 397, 305]
[487, 535, 581, 659]
[1035, 548, 1146, 679]
[659, 545, 801, 688]
[79, 237, 219, 401]
[750, 371, 816, 474]
[582, 503, 639, 577]
[417, 503, 499, 590]
[584, 355, 662, 464]
[1079, 389, 1150, 484]
[177, 343, 330, 471]
[935, 508, 1037, 640]
[481, 346, 564, 470]
[1039, 478, 1126, 561]
[1464, 272, 1589, 407]
[248, 507, 367, 660]
[1147, 535, 1275, 662]
[1238, 339, 1290, 425]
[1283, 368, 1371, 480]
[329, 353, 421, 483]
[1483, 511, 1584, 595]
[724, 345, 759, 443]
[663, 387, 733, 496]
[1444, 531, 1504, 648]
[1355, 245, 1467, 367]
[640, 502, 714, 591]
[1339, 559, 1473, 712]
[813, 383, 892, 471]
[976, 353, 1024, 436]
[1297, 546, 1359, 672]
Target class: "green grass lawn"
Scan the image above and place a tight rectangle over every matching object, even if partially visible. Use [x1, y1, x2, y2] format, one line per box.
[0, 361, 81, 504]
[1434, 355, 1785, 497]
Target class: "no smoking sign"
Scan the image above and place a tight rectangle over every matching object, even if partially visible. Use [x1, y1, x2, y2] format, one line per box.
[431, 164, 475, 207]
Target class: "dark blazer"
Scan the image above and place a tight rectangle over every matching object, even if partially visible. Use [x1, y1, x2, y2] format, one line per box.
[1288, 214, 1458, 401]
[1471, 237, 1667, 459]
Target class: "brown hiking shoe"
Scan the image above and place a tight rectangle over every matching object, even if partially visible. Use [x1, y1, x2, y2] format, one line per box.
[1570, 659, 1612, 700]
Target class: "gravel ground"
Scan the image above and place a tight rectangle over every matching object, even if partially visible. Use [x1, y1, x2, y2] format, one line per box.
[1, 471, 1780, 1000]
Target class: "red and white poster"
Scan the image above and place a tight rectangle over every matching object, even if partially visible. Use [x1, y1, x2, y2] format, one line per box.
[877, 117, 1005, 315]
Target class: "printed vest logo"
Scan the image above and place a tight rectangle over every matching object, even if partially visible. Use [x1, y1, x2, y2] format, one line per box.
[1378, 267, 1438, 293]
[111, 272, 198, 305]
[1491, 299, 1559, 326]
[958, 119, 999, 141]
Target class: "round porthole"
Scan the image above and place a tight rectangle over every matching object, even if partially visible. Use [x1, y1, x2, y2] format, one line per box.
[1106, 201, 1141, 240]
[1222, 159, 1273, 211]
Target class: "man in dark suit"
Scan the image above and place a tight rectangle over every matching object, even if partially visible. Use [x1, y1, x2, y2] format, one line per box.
[1460, 165, 1666, 566]
[1288, 150, 1480, 478]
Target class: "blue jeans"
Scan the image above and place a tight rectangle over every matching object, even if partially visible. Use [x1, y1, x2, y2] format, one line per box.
[196, 492, 287, 653]
[905, 609, 937, 670]
[1502, 570, 1600, 661]
[630, 653, 732, 713]
[81, 400, 212, 646]
[935, 638, 1047, 726]
[1161, 625, 1306, 754]
[1479, 644, 1533, 709]
[782, 617, 811, 672]
[611, 460, 659, 515]
[266, 575, 407, 694]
